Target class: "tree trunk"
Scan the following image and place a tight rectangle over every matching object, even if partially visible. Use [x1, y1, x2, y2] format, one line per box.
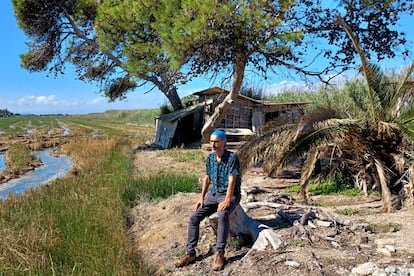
[162, 86, 183, 111]
[208, 203, 283, 252]
[201, 58, 246, 142]
[228, 204, 283, 251]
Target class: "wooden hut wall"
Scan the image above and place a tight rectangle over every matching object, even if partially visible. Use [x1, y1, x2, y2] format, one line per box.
[154, 120, 178, 149]
[217, 98, 253, 129]
[263, 104, 304, 124]
[199, 90, 305, 132]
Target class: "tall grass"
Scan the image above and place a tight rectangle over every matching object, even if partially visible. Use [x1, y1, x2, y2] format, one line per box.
[0, 138, 144, 274]
[123, 173, 200, 207]
[286, 176, 362, 196]
[267, 81, 363, 116]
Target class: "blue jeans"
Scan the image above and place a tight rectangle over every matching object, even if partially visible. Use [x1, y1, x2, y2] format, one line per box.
[186, 191, 240, 255]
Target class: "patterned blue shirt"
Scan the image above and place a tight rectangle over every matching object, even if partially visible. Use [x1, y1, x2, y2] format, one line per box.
[206, 150, 241, 196]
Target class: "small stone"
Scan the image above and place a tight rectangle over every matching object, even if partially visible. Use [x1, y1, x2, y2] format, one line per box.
[377, 247, 392, 257]
[335, 217, 352, 226]
[351, 262, 377, 275]
[331, 241, 341, 248]
[284, 260, 300, 268]
[315, 220, 332, 227]
[374, 238, 395, 246]
[384, 266, 399, 274]
[384, 245, 396, 253]
[308, 221, 317, 228]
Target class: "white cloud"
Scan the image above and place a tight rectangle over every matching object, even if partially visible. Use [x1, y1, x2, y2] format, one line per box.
[17, 95, 68, 106]
[90, 97, 106, 105]
[2, 91, 167, 115]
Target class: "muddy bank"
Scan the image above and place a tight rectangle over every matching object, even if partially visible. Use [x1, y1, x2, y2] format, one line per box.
[0, 129, 72, 197]
[0, 130, 69, 182]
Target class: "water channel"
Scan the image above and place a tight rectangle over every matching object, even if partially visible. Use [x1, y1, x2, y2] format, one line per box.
[0, 150, 72, 199]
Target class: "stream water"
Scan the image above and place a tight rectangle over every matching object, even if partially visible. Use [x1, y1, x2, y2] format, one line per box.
[0, 154, 4, 172]
[0, 150, 72, 199]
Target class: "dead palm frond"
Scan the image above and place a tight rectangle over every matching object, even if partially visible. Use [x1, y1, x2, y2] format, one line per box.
[374, 158, 393, 212]
[238, 123, 297, 174]
[276, 117, 362, 174]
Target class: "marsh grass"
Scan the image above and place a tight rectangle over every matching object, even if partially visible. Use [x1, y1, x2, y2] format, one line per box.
[0, 111, 165, 273]
[123, 173, 200, 206]
[61, 109, 158, 142]
[2, 144, 41, 175]
[0, 123, 202, 275]
[0, 138, 156, 274]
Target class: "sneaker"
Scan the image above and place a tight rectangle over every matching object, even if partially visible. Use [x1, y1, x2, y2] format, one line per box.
[212, 251, 225, 271]
[175, 253, 196, 267]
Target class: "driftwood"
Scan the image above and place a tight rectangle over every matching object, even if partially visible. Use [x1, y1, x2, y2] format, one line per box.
[207, 186, 362, 256]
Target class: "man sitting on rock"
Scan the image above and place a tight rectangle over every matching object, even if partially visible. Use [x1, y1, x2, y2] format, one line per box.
[175, 129, 242, 271]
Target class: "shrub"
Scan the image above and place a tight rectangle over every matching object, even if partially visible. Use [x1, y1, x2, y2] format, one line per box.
[286, 175, 361, 196]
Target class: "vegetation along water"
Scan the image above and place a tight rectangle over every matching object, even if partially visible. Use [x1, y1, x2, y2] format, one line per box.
[0, 109, 170, 274]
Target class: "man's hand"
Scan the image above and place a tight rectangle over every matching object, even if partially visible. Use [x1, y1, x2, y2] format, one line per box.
[194, 197, 204, 211]
[217, 199, 231, 211]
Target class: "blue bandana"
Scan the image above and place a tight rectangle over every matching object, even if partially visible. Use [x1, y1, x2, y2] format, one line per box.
[211, 129, 227, 141]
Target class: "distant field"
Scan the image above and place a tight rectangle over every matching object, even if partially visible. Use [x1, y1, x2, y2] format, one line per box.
[0, 109, 160, 143]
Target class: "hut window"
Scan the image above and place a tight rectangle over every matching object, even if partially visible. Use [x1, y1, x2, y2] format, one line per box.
[265, 111, 280, 122]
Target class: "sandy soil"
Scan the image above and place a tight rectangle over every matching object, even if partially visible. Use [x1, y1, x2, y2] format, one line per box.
[130, 149, 414, 276]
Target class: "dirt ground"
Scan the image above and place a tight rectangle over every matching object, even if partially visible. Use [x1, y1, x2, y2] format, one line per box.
[130, 149, 414, 275]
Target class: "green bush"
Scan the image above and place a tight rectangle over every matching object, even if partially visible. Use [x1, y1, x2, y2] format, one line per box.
[286, 175, 361, 196]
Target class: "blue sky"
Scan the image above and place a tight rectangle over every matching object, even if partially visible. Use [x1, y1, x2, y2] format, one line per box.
[1, 1, 414, 115]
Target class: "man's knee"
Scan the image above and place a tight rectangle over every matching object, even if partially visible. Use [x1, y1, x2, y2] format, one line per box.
[217, 210, 230, 222]
[189, 213, 202, 225]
